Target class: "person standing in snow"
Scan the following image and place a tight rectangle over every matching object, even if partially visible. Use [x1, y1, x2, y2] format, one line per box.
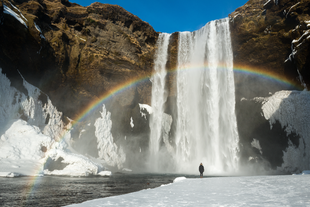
[199, 163, 204, 178]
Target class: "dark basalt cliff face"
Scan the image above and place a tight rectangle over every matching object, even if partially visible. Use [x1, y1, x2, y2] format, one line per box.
[0, 0, 158, 118]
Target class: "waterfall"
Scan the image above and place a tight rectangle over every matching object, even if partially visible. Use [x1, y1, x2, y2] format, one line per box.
[149, 33, 171, 171]
[149, 18, 239, 174]
[175, 18, 239, 174]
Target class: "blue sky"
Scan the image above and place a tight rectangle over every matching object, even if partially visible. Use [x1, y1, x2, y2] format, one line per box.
[71, 0, 249, 33]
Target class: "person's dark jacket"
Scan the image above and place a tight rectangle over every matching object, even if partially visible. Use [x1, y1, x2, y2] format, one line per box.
[199, 165, 204, 173]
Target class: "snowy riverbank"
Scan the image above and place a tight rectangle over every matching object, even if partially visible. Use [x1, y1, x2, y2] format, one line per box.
[66, 174, 310, 206]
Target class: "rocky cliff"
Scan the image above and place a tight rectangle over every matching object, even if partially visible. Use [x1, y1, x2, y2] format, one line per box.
[230, 0, 310, 92]
[0, 0, 158, 119]
[1, 0, 310, 173]
[2, 0, 309, 118]
[229, 0, 310, 172]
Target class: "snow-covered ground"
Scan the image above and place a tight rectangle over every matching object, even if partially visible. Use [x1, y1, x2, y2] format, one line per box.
[66, 174, 310, 207]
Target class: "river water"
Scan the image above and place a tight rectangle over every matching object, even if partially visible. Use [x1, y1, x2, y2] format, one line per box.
[0, 173, 197, 207]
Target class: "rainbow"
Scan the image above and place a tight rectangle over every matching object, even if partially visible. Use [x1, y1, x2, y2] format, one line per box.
[23, 64, 301, 204]
[232, 65, 299, 88]
[43, 63, 302, 156]
[72, 63, 300, 125]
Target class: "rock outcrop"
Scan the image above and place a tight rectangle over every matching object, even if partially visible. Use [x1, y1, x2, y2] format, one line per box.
[0, 0, 158, 118]
[229, 0, 310, 173]
[230, 0, 310, 90]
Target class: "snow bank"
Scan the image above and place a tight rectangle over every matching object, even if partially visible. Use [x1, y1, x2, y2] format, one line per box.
[0, 69, 57, 176]
[44, 147, 103, 177]
[98, 171, 112, 176]
[0, 119, 52, 160]
[0, 70, 109, 177]
[261, 90, 310, 172]
[65, 175, 310, 206]
[173, 177, 186, 183]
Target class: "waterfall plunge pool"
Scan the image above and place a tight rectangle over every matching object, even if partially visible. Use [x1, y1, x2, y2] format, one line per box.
[0, 173, 207, 207]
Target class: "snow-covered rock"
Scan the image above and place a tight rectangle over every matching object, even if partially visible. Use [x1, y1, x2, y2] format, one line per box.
[138, 103, 153, 119]
[3, 4, 27, 28]
[0, 70, 110, 177]
[98, 171, 112, 176]
[261, 90, 310, 173]
[44, 148, 103, 176]
[173, 177, 186, 183]
[0, 119, 52, 160]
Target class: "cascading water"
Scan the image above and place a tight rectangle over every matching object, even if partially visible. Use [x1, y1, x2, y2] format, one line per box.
[175, 18, 239, 174]
[149, 33, 171, 171]
[149, 18, 239, 174]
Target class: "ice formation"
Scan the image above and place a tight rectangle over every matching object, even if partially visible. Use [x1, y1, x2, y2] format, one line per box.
[0, 119, 52, 160]
[130, 117, 134, 128]
[94, 104, 126, 169]
[0, 69, 109, 177]
[139, 103, 152, 119]
[261, 90, 310, 172]
[44, 145, 103, 176]
[251, 139, 262, 155]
